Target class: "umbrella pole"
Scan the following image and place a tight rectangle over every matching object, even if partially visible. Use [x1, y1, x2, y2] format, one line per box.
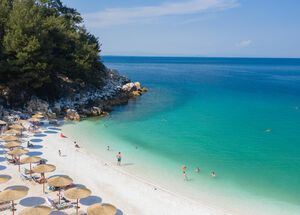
[30, 163, 32, 177]
[58, 189, 61, 204]
[12, 200, 15, 215]
[18, 156, 20, 172]
[76, 199, 79, 215]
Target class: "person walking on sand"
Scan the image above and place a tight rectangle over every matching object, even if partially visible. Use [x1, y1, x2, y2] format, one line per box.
[58, 150, 61, 157]
[182, 165, 188, 181]
[116, 152, 122, 166]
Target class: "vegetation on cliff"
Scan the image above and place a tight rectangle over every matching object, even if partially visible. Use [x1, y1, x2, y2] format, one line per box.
[0, 0, 107, 105]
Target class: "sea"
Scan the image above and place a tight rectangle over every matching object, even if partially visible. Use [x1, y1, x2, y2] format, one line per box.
[63, 56, 300, 214]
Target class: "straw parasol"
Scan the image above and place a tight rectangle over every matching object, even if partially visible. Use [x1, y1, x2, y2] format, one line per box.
[32, 114, 44, 119]
[64, 187, 91, 215]
[28, 118, 40, 122]
[0, 174, 12, 184]
[20, 156, 42, 176]
[1, 135, 18, 141]
[32, 164, 56, 193]
[4, 141, 21, 149]
[7, 148, 29, 172]
[16, 119, 28, 125]
[87, 203, 117, 215]
[4, 129, 21, 135]
[47, 175, 73, 204]
[9, 124, 23, 130]
[0, 185, 29, 215]
[19, 205, 51, 215]
[0, 120, 7, 125]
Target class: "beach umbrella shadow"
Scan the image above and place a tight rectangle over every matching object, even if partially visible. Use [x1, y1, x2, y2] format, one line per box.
[0, 157, 6, 162]
[31, 145, 43, 149]
[80, 195, 102, 206]
[34, 133, 47, 137]
[44, 130, 58, 134]
[48, 127, 62, 131]
[50, 211, 68, 215]
[30, 139, 44, 143]
[19, 197, 45, 207]
[0, 150, 6, 155]
[116, 209, 124, 215]
[0, 165, 7, 171]
[27, 151, 43, 156]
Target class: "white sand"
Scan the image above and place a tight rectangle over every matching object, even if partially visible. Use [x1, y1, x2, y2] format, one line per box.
[0, 125, 228, 215]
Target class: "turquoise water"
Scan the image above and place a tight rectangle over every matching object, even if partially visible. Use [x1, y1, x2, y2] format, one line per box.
[64, 57, 300, 214]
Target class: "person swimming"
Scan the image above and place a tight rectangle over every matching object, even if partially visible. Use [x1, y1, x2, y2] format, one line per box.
[211, 171, 216, 177]
[265, 128, 272, 133]
[182, 165, 188, 180]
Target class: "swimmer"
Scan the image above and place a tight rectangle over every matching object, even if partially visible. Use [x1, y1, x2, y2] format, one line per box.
[182, 165, 188, 181]
[195, 167, 200, 173]
[211, 171, 216, 178]
[265, 128, 272, 133]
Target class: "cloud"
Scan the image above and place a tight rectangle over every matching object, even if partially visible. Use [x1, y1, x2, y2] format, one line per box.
[236, 40, 252, 48]
[84, 0, 239, 28]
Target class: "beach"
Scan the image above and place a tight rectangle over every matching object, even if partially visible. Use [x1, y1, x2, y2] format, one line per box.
[0, 123, 227, 215]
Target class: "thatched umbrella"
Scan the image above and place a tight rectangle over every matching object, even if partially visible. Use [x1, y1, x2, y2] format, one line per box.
[20, 156, 41, 176]
[4, 141, 21, 149]
[32, 164, 56, 193]
[7, 148, 29, 171]
[4, 129, 21, 135]
[9, 124, 23, 130]
[64, 187, 91, 215]
[0, 185, 29, 215]
[87, 203, 117, 215]
[32, 114, 44, 119]
[0, 174, 12, 184]
[19, 205, 52, 215]
[47, 175, 73, 204]
[16, 119, 28, 125]
[2, 135, 18, 142]
[28, 118, 40, 123]
[0, 120, 7, 125]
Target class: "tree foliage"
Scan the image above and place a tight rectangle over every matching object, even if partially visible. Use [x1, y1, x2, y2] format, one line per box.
[0, 0, 106, 103]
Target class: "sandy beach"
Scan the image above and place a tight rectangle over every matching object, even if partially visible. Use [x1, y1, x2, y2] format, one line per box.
[0, 123, 228, 215]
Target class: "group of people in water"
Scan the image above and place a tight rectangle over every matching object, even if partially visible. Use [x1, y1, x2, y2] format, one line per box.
[182, 165, 216, 181]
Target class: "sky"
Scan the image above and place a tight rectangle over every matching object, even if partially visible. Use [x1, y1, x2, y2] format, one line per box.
[63, 0, 300, 58]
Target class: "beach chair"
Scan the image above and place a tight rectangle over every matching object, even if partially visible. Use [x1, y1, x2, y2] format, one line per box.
[20, 173, 32, 181]
[0, 203, 12, 212]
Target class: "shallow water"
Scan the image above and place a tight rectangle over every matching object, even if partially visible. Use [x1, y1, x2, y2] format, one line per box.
[64, 57, 300, 214]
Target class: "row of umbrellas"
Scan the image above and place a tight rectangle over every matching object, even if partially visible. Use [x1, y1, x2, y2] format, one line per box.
[0, 174, 117, 215]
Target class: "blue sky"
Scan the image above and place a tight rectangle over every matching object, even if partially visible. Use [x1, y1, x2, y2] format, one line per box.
[63, 0, 300, 58]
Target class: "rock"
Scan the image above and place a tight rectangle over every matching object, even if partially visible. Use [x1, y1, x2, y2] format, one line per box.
[64, 109, 80, 121]
[122, 83, 137, 92]
[90, 106, 102, 116]
[52, 102, 62, 114]
[141, 87, 148, 93]
[134, 82, 141, 90]
[130, 91, 142, 97]
[27, 97, 49, 114]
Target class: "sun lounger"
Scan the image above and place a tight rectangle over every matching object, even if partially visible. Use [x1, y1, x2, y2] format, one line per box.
[47, 197, 73, 210]
[20, 173, 32, 181]
[0, 203, 12, 212]
[0, 201, 10, 206]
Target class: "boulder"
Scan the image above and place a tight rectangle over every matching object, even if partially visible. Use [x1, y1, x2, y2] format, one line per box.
[122, 83, 136, 92]
[27, 97, 49, 114]
[64, 109, 80, 121]
[90, 106, 102, 116]
[134, 82, 141, 90]
[130, 91, 141, 97]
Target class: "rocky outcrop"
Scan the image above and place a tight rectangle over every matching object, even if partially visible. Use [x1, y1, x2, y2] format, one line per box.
[0, 69, 147, 121]
[26, 97, 49, 114]
[64, 109, 80, 121]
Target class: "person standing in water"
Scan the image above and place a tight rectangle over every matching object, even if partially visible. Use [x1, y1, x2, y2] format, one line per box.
[116, 152, 122, 166]
[182, 165, 188, 181]
[195, 167, 200, 173]
[107, 146, 110, 151]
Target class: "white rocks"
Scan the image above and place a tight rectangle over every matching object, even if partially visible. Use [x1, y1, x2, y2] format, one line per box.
[64, 109, 80, 121]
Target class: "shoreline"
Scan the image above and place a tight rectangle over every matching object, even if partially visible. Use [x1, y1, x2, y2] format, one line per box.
[43, 123, 226, 215]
